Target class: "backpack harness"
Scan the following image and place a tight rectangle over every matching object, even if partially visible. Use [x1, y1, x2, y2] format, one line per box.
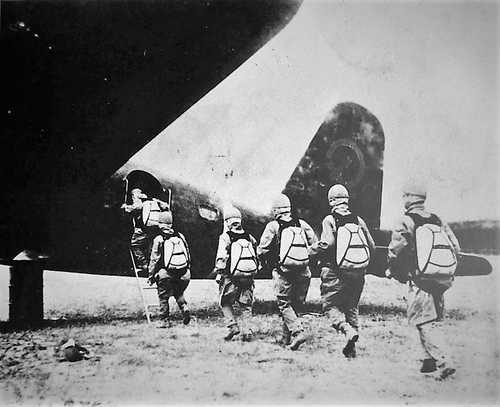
[161, 232, 189, 275]
[227, 231, 258, 279]
[406, 212, 457, 279]
[276, 218, 309, 269]
[332, 212, 371, 270]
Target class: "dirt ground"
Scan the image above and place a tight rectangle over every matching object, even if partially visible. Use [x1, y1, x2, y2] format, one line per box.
[0, 258, 499, 405]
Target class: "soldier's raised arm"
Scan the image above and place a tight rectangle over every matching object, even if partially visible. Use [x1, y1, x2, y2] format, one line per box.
[122, 194, 144, 213]
[153, 197, 170, 211]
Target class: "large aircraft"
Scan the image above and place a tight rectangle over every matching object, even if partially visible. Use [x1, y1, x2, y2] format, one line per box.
[109, 100, 386, 278]
[1, 1, 493, 278]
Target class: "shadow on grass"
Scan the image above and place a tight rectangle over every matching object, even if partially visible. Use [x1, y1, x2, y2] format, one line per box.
[0, 301, 469, 332]
[253, 299, 408, 317]
[0, 312, 146, 333]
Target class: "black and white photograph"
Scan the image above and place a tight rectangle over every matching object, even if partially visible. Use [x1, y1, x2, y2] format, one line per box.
[1, 0, 498, 404]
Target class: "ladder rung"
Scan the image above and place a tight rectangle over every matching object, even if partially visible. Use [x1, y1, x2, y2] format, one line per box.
[142, 286, 157, 290]
[146, 304, 160, 308]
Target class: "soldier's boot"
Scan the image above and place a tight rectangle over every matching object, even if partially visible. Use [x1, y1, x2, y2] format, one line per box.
[224, 323, 241, 341]
[278, 323, 291, 346]
[341, 324, 358, 358]
[420, 358, 437, 373]
[342, 341, 356, 358]
[182, 309, 191, 325]
[288, 330, 307, 351]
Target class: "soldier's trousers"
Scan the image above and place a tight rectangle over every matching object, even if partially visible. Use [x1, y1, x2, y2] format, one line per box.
[219, 276, 254, 331]
[273, 267, 311, 334]
[157, 271, 190, 320]
[131, 229, 150, 271]
[320, 266, 365, 332]
[407, 284, 447, 363]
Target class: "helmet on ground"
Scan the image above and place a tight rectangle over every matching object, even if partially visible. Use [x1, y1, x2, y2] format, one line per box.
[271, 194, 291, 219]
[60, 338, 89, 362]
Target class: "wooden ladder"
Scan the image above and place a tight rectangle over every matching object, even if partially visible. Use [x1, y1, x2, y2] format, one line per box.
[129, 250, 158, 324]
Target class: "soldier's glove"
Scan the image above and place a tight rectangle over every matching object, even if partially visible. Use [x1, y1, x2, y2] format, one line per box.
[384, 268, 392, 279]
[147, 275, 157, 286]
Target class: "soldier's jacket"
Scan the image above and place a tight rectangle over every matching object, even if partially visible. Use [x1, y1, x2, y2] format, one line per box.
[310, 204, 375, 266]
[215, 231, 258, 275]
[123, 197, 169, 231]
[148, 232, 191, 279]
[387, 203, 460, 285]
[257, 216, 318, 270]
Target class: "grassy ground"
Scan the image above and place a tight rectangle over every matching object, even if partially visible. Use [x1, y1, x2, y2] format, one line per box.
[0, 259, 499, 405]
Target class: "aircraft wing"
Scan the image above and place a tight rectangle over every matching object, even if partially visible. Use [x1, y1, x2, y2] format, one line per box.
[0, 0, 302, 263]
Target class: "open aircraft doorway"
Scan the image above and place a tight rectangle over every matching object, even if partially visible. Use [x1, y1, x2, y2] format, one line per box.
[123, 170, 171, 208]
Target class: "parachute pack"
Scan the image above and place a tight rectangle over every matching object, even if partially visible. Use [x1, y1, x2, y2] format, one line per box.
[163, 233, 189, 272]
[407, 213, 457, 278]
[333, 213, 370, 270]
[277, 218, 309, 268]
[142, 200, 165, 228]
[228, 231, 258, 279]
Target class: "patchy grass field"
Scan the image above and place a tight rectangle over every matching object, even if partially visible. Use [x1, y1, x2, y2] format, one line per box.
[0, 258, 499, 405]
